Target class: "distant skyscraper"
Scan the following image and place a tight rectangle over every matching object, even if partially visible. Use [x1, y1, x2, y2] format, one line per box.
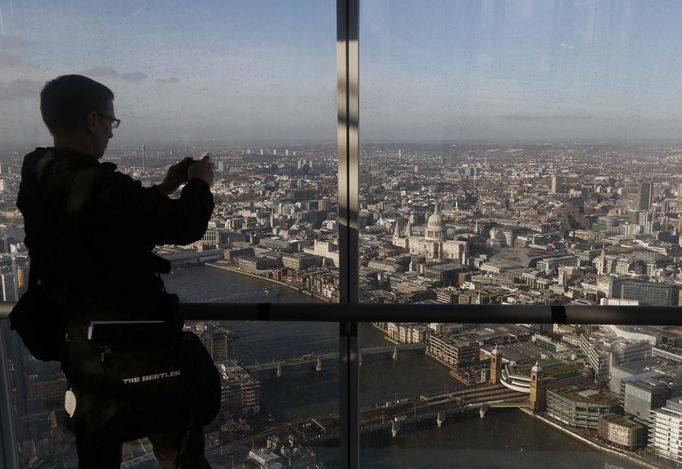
[0, 272, 16, 302]
[599, 247, 607, 275]
[551, 176, 563, 194]
[463, 166, 480, 177]
[141, 145, 146, 171]
[639, 180, 653, 211]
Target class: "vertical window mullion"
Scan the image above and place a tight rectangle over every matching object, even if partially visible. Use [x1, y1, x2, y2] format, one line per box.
[0, 322, 19, 469]
[338, 0, 359, 467]
[337, 0, 359, 304]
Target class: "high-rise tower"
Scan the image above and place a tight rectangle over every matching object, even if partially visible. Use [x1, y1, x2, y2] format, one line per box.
[639, 180, 653, 211]
[599, 247, 607, 275]
[551, 175, 563, 194]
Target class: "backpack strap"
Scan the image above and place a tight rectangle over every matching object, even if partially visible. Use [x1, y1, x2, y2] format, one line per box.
[29, 151, 99, 291]
[27, 151, 59, 290]
[65, 167, 101, 215]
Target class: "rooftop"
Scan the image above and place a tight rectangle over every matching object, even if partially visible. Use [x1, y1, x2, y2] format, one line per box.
[517, 359, 586, 379]
[611, 357, 670, 375]
[553, 385, 620, 406]
[600, 414, 645, 429]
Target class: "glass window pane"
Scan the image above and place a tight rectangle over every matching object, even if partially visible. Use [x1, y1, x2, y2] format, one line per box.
[360, 0, 682, 466]
[1, 0, 338, 466]
[3, 319, 340, 467]
[189, 320, 341, 468]
[360, 322, 678, 468]
[360, 0, 682, 308]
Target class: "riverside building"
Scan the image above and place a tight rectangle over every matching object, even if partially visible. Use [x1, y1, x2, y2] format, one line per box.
[650, 398, 682, 464]
[546, 386, 619, 429]
[218, 360, 261, 417]
[597, 415, 646, 451]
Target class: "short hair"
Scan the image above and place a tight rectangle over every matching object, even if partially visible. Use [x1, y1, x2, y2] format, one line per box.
[40, 75, 114, 136]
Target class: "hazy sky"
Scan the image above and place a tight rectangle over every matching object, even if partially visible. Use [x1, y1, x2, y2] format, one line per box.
[1, 0, 682, 147]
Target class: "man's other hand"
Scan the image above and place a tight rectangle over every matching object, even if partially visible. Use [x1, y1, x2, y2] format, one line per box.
[188, 154, 214, 187]
[157, 157, 194, 196]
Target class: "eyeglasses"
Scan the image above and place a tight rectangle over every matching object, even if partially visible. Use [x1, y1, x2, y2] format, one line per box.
[97, 112, 121, 129]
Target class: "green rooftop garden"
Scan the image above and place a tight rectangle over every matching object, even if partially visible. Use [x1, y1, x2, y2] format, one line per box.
[554, 386, 620, 406]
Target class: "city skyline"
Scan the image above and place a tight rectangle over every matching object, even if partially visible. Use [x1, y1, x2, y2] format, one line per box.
[2, 1, 682, 147]
[3, 139, 682, 466]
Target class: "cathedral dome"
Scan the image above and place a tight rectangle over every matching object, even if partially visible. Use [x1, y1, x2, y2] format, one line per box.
[426, 212, 443, 231]
[425, 203, 445, 242]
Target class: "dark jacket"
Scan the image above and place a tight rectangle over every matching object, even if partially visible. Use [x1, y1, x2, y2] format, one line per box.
[17, 147, 214, 319]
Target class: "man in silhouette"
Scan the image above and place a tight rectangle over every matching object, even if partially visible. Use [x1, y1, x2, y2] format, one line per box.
[17, 74, 217, 468]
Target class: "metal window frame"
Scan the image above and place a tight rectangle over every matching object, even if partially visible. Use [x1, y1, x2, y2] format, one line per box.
[337, 0, 360, 467]
[2, 304, 682, 469]
[0, 320, 19, 469]
[3, 303, 682, 324]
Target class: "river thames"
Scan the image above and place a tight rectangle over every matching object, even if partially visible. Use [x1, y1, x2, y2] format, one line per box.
[163, 265, 639, 468]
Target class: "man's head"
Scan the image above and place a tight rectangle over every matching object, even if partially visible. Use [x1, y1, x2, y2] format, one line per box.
[40, 75, 117, 158]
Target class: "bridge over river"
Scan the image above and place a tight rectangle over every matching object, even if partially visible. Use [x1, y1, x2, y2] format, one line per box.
[208, 383, 527, 456]
[243, 343, 427, 374]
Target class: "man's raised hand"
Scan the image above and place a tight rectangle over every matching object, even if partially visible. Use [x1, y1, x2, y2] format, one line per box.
[188, 154, 214, 187]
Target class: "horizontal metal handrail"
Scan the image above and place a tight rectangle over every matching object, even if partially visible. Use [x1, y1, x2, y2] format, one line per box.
[1, 302, 681, 325]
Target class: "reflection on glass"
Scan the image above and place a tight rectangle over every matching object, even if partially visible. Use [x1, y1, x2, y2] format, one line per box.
[3, 318, 340, 467]
[360, 322, 682, 468]
[189, 320, 340, 468]
[359, 0, 682, 467]
[359, 0, 682, 307]
[1, 0, 338, 302]
[1, 0, 337, 466]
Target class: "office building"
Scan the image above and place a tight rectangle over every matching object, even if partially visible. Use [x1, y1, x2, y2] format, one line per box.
[551, 176, 563, 194]
[598, 415, 646, 451]
[650, 398, 682, 464]
[639, 181, 653, 211]
[547, 386, 619, 429]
